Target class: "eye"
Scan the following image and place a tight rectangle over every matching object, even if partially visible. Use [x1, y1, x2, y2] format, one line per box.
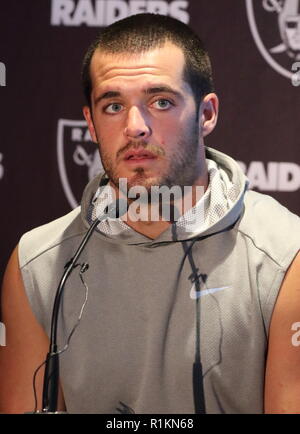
[286, 21, 297, 29]
[104, 103, 123, 114]
[152, 99, 173, 110]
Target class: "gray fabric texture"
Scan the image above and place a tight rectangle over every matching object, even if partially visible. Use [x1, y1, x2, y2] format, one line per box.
[19, 147, 300, 414]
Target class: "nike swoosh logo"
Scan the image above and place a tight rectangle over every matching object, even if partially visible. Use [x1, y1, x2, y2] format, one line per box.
[190, 285, 230, 299]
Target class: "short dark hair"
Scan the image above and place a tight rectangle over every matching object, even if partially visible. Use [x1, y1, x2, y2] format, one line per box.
[82, 13, 214, 108]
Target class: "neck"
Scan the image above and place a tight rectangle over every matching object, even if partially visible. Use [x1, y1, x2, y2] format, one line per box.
[111, 170, 209, 240]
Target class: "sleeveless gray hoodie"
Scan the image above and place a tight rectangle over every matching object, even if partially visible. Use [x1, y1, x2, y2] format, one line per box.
[19, 147, 300, 414]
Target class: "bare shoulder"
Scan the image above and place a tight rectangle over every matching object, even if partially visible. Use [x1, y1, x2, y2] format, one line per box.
[0, 246, 51, 413]
[265, 250, 300, 413]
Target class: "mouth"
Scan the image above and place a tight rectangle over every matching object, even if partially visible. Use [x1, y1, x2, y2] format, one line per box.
[123, 148, 158, 162]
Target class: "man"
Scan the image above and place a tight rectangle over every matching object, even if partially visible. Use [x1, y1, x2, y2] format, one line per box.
[0, 13, 300, 414]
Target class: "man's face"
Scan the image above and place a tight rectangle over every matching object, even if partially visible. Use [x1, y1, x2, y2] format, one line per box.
[84, 42, 206, 192]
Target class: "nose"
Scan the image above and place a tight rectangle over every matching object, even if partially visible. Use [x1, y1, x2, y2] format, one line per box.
[124, 106, 152, 139]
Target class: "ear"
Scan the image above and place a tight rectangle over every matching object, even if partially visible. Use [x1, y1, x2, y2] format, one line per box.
[199, 93, 219, 137]
[83, 106, 98, 143]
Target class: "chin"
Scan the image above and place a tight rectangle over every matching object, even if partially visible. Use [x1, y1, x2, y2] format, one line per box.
[127, 175, 161, 191]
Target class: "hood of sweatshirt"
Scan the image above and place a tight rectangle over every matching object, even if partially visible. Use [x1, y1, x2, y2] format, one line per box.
[80, 147, 249, 246]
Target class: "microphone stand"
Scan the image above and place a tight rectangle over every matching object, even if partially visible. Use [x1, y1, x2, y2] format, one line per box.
[40, 200, 126, 413]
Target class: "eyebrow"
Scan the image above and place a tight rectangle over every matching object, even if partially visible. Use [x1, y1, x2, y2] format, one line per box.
[94, 85, 183, 106]
[94, 91, 120, 105]
[144, 86, 183, 98]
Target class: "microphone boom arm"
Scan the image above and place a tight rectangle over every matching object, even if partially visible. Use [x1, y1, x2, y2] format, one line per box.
[41, 200, 127, 413]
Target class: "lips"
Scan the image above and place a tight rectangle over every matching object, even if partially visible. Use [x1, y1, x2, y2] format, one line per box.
[123, 149, 157, 161]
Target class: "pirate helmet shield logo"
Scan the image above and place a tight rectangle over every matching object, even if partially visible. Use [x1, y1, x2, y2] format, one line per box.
[57, 119, 103, 208]
[246, 0, 300, 79]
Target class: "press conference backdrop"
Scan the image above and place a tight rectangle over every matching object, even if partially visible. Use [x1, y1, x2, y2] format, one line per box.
[0, 0, 299, 280]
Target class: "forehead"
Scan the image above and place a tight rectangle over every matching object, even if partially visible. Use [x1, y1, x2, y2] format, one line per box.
[89, 42, 189, 94]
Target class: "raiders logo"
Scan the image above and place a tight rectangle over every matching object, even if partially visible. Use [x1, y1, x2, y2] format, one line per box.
[246, 0, 300, 79]
[57, 119, 103, 208]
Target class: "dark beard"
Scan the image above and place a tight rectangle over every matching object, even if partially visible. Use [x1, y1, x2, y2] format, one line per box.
[99, 119, 202, 193]
[162, 122, 201, 189]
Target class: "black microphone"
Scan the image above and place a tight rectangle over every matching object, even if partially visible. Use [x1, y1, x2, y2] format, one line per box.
[41, 199, 128, 413]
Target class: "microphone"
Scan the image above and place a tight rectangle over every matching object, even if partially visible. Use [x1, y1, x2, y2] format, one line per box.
[40, 199, 128, 413]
